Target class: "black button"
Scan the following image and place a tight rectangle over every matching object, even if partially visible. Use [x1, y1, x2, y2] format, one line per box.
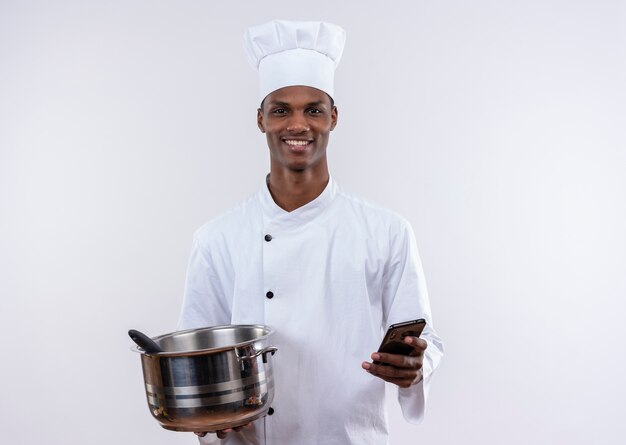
[268, 407, 274, 415]
[266, 291, 274, 299]
[264, 234, 272, 242]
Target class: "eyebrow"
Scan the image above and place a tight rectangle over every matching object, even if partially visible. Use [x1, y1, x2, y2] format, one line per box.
[266, 100, 328, 108]
[304, 101, 326, 107]
[267, 101, 290, 108]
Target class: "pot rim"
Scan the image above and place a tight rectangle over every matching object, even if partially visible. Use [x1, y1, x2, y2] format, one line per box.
[130, 324, 275, 357]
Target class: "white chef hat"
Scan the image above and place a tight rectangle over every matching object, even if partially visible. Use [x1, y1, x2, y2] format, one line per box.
[242, 20, 346, 103]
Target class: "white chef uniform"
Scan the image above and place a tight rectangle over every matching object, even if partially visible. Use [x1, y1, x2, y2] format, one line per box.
[178, 176, 444, 444]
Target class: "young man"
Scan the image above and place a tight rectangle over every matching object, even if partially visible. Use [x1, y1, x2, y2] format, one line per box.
[178, 20, 443, 444]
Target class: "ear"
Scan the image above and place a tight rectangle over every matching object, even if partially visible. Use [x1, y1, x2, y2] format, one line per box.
[257, 108, 265, 133]
[330, 106, 338, 131]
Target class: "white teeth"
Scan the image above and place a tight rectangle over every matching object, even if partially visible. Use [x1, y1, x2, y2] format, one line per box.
[284, 140, 310, 146]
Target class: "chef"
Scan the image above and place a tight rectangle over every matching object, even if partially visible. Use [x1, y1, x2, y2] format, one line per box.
[178, 20, 444, 444]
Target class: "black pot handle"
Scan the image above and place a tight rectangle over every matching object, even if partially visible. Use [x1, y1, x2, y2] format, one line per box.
[128, 329, 163, 354]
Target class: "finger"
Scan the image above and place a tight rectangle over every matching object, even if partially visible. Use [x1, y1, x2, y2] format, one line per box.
[194, 432, 207, 437]
[370, 352, 422, 369]
[404, 336, 428, 355]
[378, 374, 415, 388]
[365, 361, 421, 379]
[378, 370, 423, 388]
[366, 365, 423, 388]
[216, 428, 233, 439]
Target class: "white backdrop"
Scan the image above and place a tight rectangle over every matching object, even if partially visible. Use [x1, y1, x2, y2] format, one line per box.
[1, 1, 625, 444]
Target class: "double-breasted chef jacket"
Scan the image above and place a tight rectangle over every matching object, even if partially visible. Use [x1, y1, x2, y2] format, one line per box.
[178, 176, 444, 445]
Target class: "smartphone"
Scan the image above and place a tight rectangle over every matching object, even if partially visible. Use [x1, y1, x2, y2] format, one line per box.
[373, 319, 426, 365]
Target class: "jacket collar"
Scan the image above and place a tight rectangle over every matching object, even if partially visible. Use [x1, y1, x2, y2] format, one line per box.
[259, 174, 337, 230]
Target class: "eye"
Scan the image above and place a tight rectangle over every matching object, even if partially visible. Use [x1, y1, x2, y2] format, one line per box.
[272, 108, 287, 115]
[307, 108, 322, 114]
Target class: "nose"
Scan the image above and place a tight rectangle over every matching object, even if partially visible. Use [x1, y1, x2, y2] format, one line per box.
[286, 113, 310, 133]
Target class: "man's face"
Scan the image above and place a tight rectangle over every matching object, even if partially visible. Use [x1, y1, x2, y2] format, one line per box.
[257, 85, 338, 173]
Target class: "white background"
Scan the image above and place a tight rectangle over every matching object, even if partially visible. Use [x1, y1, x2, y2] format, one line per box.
[1, 1, 625, 444]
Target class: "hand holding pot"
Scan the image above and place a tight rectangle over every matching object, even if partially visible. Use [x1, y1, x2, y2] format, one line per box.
[361, 336, 427, 388]
[195, 423, 252, 439]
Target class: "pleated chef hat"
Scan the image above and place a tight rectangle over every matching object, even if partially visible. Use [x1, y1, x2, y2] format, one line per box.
[243, 20, 346, 103]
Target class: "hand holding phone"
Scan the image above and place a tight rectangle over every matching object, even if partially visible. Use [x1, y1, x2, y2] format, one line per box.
[373, 319, 426, 365]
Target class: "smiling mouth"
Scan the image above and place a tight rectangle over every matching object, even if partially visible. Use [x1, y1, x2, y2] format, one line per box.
[283, 139, 313, 146]
[283, 139, 313, 153]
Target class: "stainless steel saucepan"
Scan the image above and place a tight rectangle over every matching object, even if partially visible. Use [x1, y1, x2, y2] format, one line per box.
[130, 325, 277, 432]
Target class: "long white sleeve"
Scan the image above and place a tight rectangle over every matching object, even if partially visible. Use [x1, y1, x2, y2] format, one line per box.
[382, 219, 444, 422]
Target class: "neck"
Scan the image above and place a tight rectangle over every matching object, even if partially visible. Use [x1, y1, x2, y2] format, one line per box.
[267, 167, 330, 212]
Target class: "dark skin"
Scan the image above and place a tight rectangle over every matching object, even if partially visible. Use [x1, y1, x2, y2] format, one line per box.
[257, 85, 337, 212]
[196, 85, 426, 439]
[361, 336, 427, 388]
